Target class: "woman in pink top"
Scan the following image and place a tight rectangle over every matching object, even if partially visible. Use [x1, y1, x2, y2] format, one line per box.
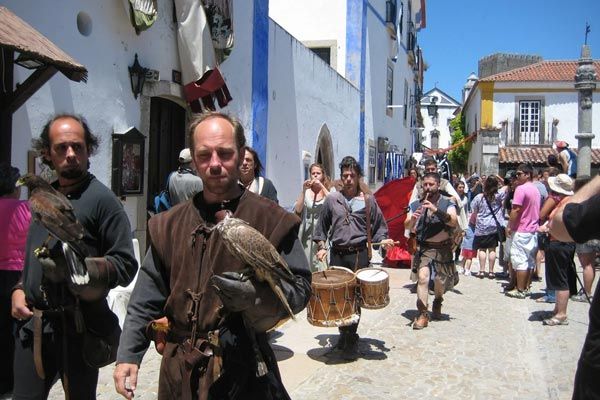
[0, 164, 31, 395]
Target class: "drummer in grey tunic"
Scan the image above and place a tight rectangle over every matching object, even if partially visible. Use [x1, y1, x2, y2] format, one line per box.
[313, 156, 394, 360]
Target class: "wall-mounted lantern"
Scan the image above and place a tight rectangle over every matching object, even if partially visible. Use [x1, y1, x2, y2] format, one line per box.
[128, 53, 148, 99]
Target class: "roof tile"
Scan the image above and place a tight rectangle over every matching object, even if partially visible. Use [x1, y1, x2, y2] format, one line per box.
[499, 147, 600, 165]
[480, 60, 600, 82]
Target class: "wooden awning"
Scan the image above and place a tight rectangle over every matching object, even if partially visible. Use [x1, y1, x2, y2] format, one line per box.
[0, 6, 87, 82]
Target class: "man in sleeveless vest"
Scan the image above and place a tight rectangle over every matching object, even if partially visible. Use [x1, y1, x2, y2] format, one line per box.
[313, 156, 394, 359]
[114, 112, 311, 400]
[406, 172, 458, 330]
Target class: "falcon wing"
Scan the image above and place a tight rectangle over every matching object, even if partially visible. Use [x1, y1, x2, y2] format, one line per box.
[222, 222, 295, 282]
[29, 188, 88, 258]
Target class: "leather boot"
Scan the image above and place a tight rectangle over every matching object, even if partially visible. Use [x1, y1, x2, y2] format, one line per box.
[335, 332, 347, 350]
[342, 333, 360, 360]
[413, 312, 429, 330]
[432, 297, 443, 320]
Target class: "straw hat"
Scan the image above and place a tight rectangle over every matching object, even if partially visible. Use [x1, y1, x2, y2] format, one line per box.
[547, 174, 574, 196]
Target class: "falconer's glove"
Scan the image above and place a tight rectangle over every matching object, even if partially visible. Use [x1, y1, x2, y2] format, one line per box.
[211, 272, 257, 313]
[36, 245, 69, 283]
[69, 257, 116, 302]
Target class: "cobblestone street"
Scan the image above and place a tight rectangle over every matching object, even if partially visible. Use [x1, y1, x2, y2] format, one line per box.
[46, 260, 592, 400]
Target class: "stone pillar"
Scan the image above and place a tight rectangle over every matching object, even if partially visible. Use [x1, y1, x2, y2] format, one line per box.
[575, 44, 597, 177]
[479, 128, 501, 176]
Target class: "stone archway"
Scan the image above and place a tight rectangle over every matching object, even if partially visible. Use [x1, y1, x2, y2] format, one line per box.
[315, 123, 334, 180]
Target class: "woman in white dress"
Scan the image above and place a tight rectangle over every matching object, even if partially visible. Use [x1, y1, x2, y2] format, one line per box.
[294, 163, 332, 271]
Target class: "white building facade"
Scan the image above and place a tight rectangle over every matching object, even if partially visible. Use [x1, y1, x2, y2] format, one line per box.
[4, 0, 426, 248]
[419, 88, 460, 151]
[461, 60, 600, 175]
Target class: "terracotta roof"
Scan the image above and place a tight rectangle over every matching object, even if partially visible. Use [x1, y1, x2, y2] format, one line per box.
[480, 60, 600, 82]
[0, 6, 87, 82]
[499, 146, 600, 165]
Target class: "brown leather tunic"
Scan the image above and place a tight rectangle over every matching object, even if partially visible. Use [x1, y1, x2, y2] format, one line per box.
[148, 190, 301, 400]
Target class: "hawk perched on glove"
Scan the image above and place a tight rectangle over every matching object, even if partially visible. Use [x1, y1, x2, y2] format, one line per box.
[214, 210, 296, 319]
[17, 174, 89, 283]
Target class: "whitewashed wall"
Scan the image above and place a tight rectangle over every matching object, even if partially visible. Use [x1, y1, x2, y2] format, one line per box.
[493, 90, 600, 147]
[267, 21, 359, 206]
[7, 0, 180, 229]
[269, 0, 347, 76]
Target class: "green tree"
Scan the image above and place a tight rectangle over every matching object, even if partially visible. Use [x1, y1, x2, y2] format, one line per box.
[448, 112, 471, 173]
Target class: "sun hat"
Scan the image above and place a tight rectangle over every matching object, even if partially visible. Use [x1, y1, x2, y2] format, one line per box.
[547, 174, 574, 196]
[179, 148, 192, 163]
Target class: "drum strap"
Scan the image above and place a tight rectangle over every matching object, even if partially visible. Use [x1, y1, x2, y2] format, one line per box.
[365, 194, 372, 260]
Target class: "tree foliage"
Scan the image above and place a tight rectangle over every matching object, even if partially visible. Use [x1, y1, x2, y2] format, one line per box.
[447, 112, 471, 173]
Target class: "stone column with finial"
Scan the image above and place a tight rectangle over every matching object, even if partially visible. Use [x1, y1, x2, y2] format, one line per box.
[574, 37, 597, 177]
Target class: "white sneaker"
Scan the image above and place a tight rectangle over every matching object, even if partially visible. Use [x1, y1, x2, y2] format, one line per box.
[464, 270, 471, 276]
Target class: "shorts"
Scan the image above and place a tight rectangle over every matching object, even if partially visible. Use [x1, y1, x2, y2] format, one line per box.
[510, 232, 538, 271]
[576, 239, 600, 255]
[473, 233, 499, 250]
[545, 241, 576, 291]
[461, 249, 477, 259]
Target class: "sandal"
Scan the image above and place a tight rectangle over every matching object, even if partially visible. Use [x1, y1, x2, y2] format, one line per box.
[543, 317, 568, 326]
[488, 272, 495, 279]
[477, 272, 485, 279]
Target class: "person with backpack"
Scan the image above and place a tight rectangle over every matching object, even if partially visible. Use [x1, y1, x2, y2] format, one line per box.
[555, 140, 577, 178]
[168, 148, 203, 206]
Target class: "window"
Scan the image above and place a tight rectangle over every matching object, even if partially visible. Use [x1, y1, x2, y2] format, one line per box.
[368, 145, 376, 184]
[310, 47, 331, 65]
[398, 2, 404, 37]
[386, 63, 393, 114]
[431, 129, 439, 150]
[385, 0, 397, 23]
[519, 100, 540, 144]
[403, 80, 409, 123]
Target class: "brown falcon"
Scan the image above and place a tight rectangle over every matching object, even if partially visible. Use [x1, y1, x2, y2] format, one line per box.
[17, 174, 89, 284]
[214, 210, 295, 319]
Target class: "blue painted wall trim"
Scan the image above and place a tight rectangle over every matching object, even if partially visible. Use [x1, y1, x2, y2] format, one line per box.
[359, 0, 367, 167]
[346, 0, 367, 168]
[252, 0, 269, 169]
[366, 1, 385, 26]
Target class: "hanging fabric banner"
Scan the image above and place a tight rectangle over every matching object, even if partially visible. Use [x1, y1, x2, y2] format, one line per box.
[129, 0, 158, 33]
[174, 0, 234, 112]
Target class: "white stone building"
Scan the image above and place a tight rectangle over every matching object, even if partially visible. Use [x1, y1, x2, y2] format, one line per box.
[2, 0, 426, 248]
[461, 59, 600, 175]
[419, 87, 460, 151]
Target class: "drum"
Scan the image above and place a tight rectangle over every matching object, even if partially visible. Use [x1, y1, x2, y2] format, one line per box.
[356, 267, 390, 309]
[307, 268, 359, 327]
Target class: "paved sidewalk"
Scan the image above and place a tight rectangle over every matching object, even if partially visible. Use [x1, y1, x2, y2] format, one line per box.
[45, 261, 592, 400]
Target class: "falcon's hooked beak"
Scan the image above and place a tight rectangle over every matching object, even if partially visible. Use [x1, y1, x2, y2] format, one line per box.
[16, 177, 25, 187]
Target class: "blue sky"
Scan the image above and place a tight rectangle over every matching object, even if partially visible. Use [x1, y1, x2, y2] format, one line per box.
[418, 0, 600, 103]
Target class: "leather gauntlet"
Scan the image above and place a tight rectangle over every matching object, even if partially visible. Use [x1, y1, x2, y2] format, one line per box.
[69, 257, 116, 301]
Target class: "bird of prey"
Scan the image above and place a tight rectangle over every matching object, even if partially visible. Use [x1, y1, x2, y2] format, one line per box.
[213, 210, 295, 319]
[17, 174, 89, 284]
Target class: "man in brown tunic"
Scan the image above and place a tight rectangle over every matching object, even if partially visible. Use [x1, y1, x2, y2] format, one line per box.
[113, 112, 311, 400]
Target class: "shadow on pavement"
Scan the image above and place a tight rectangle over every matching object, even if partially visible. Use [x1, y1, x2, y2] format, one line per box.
[272, 344, 295, 362]
[529, 310, 553, 322]
[305, 335, 390, 365]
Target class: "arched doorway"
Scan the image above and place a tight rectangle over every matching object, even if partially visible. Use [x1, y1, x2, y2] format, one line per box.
[315, 123, 334, 179]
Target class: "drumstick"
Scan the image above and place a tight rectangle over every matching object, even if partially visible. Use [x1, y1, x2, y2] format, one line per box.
[370, 241, 401, 246]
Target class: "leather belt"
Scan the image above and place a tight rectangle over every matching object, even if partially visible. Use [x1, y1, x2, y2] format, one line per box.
[332, 244, 367, 255]
[419, 239, 453, 249]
